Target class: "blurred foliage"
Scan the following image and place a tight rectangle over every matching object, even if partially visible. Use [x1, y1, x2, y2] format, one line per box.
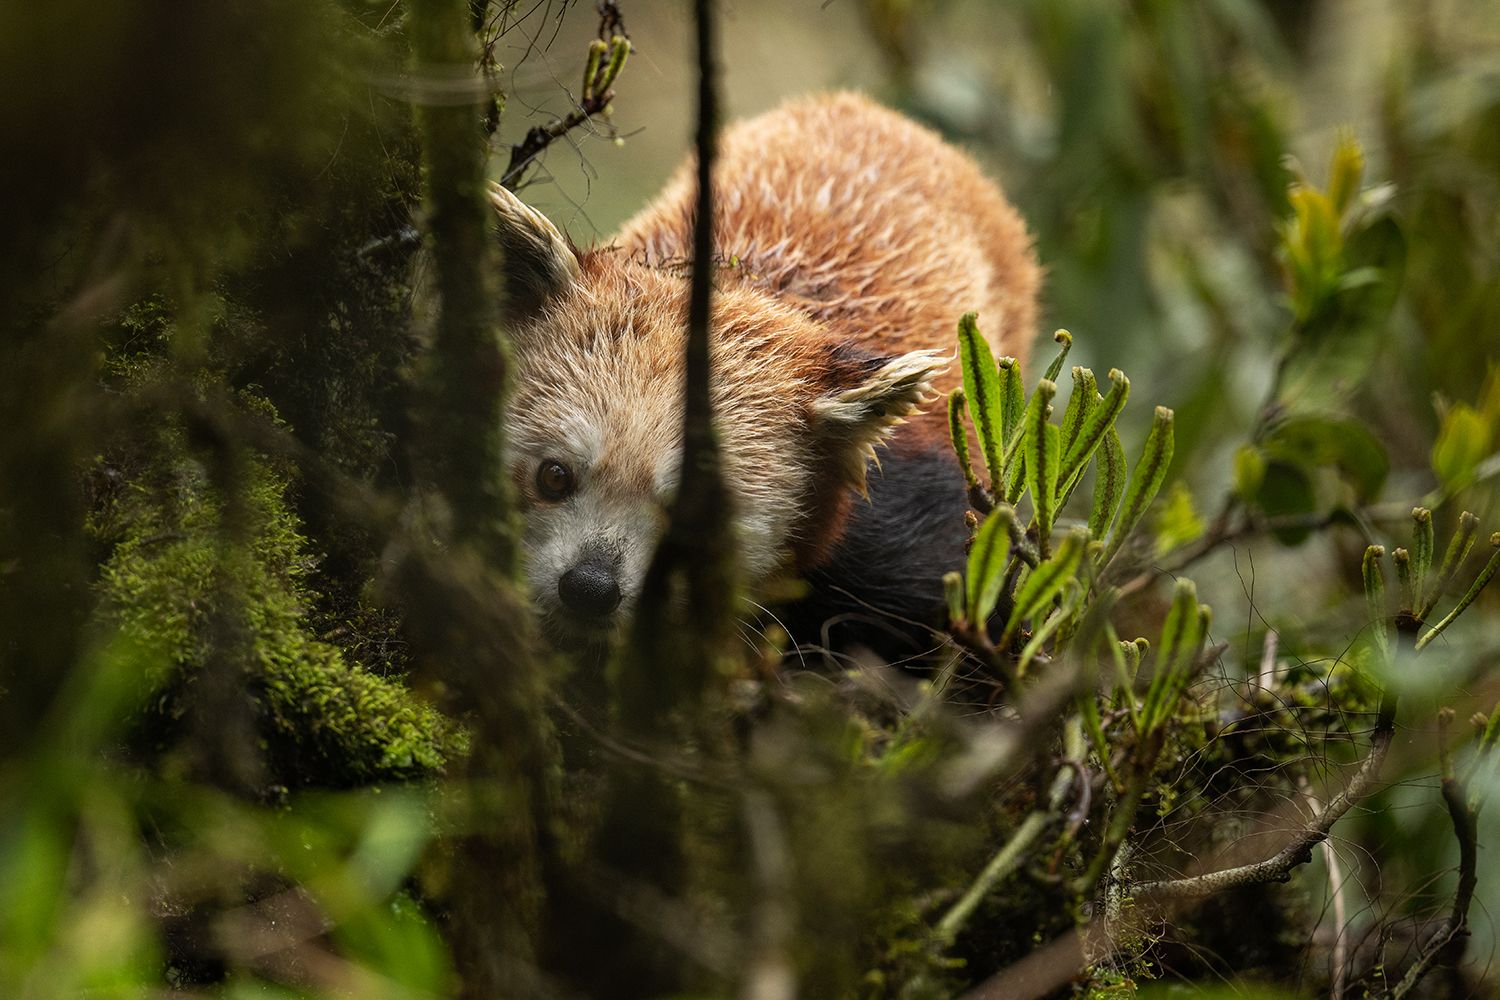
[2, 1, 1500, 999]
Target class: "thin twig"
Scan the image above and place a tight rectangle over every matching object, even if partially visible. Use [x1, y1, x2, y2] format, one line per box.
[618, 0, 728, 717]
[501, 3, 630, 189]
[741, 790, 797, 1000]
[1299, 776, 1349, 1000]
[936, 810, 1052, 944]
[937, 725, 1081, 943]
[1131, 616, 1412, 903]
[1130, 709, 1393, 901]
[1385, 709, 1479, 999]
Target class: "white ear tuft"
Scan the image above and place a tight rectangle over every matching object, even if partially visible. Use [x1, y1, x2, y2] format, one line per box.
[810, 349, 947, 494]
[486, 181, 581, 316]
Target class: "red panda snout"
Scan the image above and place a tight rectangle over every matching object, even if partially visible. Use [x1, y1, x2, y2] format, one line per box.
[557, 551, 623, 619]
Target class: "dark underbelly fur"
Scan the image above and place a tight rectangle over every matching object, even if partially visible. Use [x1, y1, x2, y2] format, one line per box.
[779, 445, 971, 666]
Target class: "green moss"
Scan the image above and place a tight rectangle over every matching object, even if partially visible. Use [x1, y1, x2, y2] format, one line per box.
[94, 395, 460, 788]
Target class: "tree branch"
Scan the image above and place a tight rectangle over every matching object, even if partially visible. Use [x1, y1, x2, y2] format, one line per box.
[1130, 707, 1393, 901]
[1385, 709, 1478, 999]
[742, 790, 797, 1000]
[500, 4, 631, 190]
[622, 0, 732, 716]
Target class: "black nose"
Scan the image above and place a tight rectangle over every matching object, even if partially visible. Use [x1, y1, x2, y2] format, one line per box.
[558, 559, 622, 619]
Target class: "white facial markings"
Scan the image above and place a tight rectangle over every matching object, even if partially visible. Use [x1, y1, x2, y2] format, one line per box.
[504, 362, 676, 627]
[504, 293, 834, 633]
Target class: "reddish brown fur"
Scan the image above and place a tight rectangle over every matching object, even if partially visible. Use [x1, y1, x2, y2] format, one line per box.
[613, 91, 1040, 552]
[498, 92, 1040, 624]
[618, 93, 1037, 366]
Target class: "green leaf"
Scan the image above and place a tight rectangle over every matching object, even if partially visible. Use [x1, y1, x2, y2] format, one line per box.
[1057, 368, 1100, 504]
[1154, 481, 1205, 558]
[965, 506, 1013, 625]
[1042, 329, 1073, 383]
[1393, 547, 1414, 611]
[943, 571, 965, 626]
[1088, 427, 1127, 541]
[1252, 459, 1318, 545]
[1260, 414, 1389, 502]
[1099, 406, 1175, 570]
[1059, 367, 1098, 461]
[1432, 403, 1492, 489]
[1420, 510, 1480, 620]
[958, 312, 1003, 485]
[1232, 444, 1266, 501]
[1003, 529, 1087, 644]
[1004, 427, 1027, 504]
[1411, 507, 1433, 609]
[1363, 544, 1389, 666]
[1142, 578, 1206, 733]
[1016, 584, 1080, 678]
[1060, 369, 1130, 491]
[948, 389, 978, 492]
[600, 33, 631, 90]
[1024, 380, 1060, 542]
[1417, 533, 1500, 651]
[581, 39, 606, 100]
[998, 355, 1025, 451]
[1326, 131, 1364, 217]
[1280, 216, 1406, 407]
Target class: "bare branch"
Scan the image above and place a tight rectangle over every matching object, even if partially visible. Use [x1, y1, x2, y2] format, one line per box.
[1299, 776, 1350, 1000]
[501, 4, 631, 190]
[622, 0, 733, 714]
[1130, 712, 1392, 901]
[1386, 709, 1478, 999]
[741, 790, 797, 1000]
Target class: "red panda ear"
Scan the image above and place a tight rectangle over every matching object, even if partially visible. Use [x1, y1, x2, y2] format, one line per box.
[809, 347, 947, 493]
[486, 181, 581, 318]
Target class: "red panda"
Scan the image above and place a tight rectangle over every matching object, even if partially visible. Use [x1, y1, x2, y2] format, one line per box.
[492, 91, 1039, 652]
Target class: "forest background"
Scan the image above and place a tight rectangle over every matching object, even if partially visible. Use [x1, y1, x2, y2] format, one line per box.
[3, 0, 1500, 997]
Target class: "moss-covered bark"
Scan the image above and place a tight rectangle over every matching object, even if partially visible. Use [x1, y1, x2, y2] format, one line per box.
[93, 387, 460, 789]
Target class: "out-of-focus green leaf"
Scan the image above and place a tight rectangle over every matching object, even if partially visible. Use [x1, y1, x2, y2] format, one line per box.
[943, 570, 965, 625]
[1417, 533, 1500, 651]
[1327, 130, 1365, 217]
[1420, 510, 1480, 620]
[1232, 444, 1266, 501]
[1410, 507, 1434, 607]
[1261, 414, 1389, 501]
[1153, 481, 1205, 558]
[1432, 402, 1493, 489]
[1252, 459, 1318, 545]
[1363, 544, 1390, 666]
[1280, 216, 1406, 406]
[1017, 583, 1082, 678]
[333, 890, 453, 997]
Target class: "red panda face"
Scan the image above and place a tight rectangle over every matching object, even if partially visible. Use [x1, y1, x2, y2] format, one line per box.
[503, 267, 819, 643]
[488, 183, 944, 644]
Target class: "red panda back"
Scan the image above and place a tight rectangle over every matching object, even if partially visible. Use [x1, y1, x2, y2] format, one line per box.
[614, 91, 1039, 386]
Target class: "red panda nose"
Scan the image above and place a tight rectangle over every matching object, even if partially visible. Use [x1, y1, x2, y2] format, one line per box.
[558, 558, 622, 619]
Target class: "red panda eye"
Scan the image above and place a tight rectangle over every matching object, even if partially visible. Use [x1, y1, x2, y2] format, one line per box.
[536, 460, 575, 501]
